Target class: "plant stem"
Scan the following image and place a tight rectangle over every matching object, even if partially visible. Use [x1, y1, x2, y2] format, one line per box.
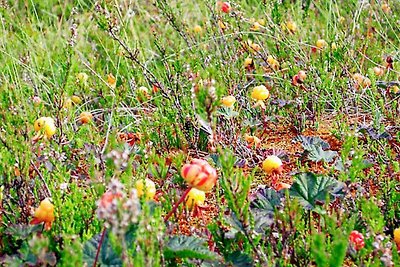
[164, 187, 192, 222]
[261, 106, 268, 136]
[30, 160, 51, 198]
[241, 217, 268, 265]
[93, 227, 107, 267]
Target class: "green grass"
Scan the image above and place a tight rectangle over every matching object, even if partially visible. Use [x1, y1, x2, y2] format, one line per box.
[0, 0, 399, 266]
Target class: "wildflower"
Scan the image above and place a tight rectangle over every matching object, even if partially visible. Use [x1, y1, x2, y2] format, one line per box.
[382, 3, 390, 14]
[71, 95, 82, 104]
[185, 188, 206, 209]
[298, 70, 307, 82]
[193, 25, 202, 34]
[352, 73, 371, 89]
[373, 67, 384, 76]
[76, 72, 89, 83]
[251, 85, 270, 101]
[262, 155, 283, 174]
[135, 178, 156, 200]
[152, 84, 160, 93]
[251, 85, 270, 109]
[34, 118, 46, 132]
[362, 77, 371, 88]
[316, 39, 328, 49]
[63, 98, 73, 109]
[221, 2, 231, 13]
[106, 148, 130, 171]
[79, 111, 93, 124]
[221, 95, 236, 108]
[286, 21, 297, 33]
[244, 57, 253, 68]
[246, 40, 261, 53]
[107, 73, 117, 89]
[98, 191, 122, 211]
[244, 133, 261, 148]
[292, 70, 307, 86]
[251, 21, 261, 31]
[349, 230, 365, 251]
[137, 86, 150, 102]
[34, 117, 56, 139]
[250, 42, 261, 52]
[267, 55, 279, 70]
[181, 159, 217, 192]
[218, 20, 227, 30]
[394, 228, 400, 250]
[30, 198, 55, 231]
[353, 73, 364, 85]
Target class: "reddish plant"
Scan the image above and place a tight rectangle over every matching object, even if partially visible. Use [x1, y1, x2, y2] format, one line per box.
[181, 159, 218, 192]
[349, 230, 365, 251]
[30, 198, 55, 231]
[221, 2, 231, 13]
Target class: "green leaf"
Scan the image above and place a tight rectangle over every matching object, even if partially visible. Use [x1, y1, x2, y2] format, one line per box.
[311, 229, 348, 267]
[82, 230, 122, 267]
[334, 158, 373, 172]
[224, 213, 245, 234]
[225, 251, 254, 267]
[164, 235, 219, 260]
[0, 255, 24, 267]
[311, 233, 328, 267]
[250, 187, 282, 212]
[293, 135, 338, 162]
[289, 173, 343, 210]
[5, 224, 43, 240]
[329, 237, 347, 267]
[333, 158, 345, 171]
[250, 188, 283, 233]
[217, 108, 239, 118]
[209, 153, 221, 167]
[293, 135, 330, 151]
[358, 126, 391, 140]
[125, 224, 139, 247]
[307, 145, 338, 163]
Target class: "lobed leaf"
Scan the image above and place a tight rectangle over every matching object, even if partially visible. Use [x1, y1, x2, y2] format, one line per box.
[164, 235, 219, 261]
[289, 172, 344, 211]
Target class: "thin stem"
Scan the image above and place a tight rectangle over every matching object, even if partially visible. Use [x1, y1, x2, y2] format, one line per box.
[101, 100, 115, 154]
[93, 227, 107, 267]
[261, 106, 268, 136]
[30, 160, 51, 198]
[57, 50, 72, 147]
[243, 227, 268, 265]
[164, 187, 192, 222]
[109, 31, 165, 96]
